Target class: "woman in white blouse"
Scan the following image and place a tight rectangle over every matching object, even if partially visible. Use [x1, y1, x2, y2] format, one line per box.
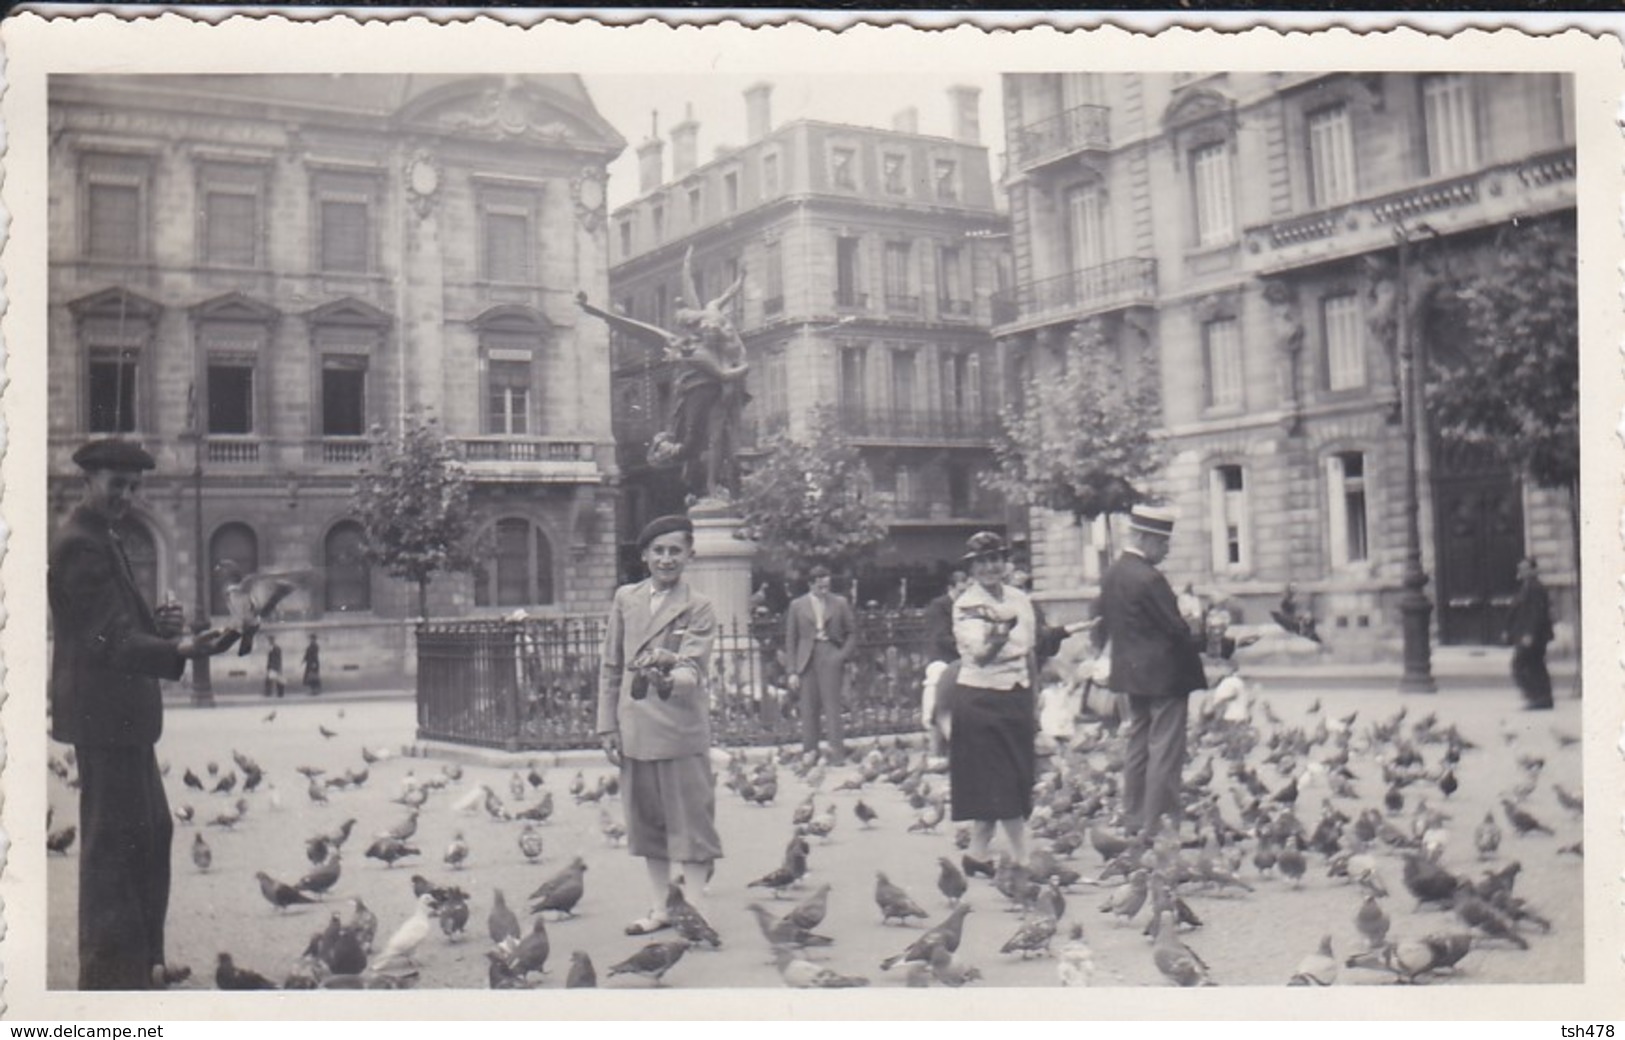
[948, 531, 1038, 878]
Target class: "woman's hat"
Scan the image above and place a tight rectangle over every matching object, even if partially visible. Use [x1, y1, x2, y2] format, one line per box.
[637, 514, 694, 551]
[961, 530, 1009, 563]
[1128, 504, 1177, 537]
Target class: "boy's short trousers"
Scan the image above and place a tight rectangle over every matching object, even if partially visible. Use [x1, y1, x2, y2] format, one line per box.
[621, 753, 723, 864]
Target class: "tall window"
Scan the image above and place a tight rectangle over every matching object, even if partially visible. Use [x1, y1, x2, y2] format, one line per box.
[323, 521, 371, 613]
[890, 348, 918, 413]
[209, 522, 259, 616]
[473, 518, 554, 607]
[831, 146, 857, 189]
[836, 236, 862, 306]
[83, 154, 150, 261]
[943, 351, 983, 421]
[1422, 74, 1478, 176]
[687, 186, 703, 226]
[618, 218, 633, 258]
[1202, 317, 1243, 409]
[654, 284, 669, 327]
[1190, 142, 1235, 247]
[1209, 464, 1250, 573]
[839, 344, 868, 411]
[1327, 451, 1370, 568]
[1066, 184, 1109, 270]
[199, 162, 265, 268]
[759, 349, 789, 424]
[486, 356, 532, 435]
[651, 202, 665, 242]
[884, 241, 915, 310]
[321, 356, 367, 436]
[480, 191, 533, 283]
[1321, 293, 1366, 391]
[763, 238, 785, 314]
[1306, 105, 1356, 206]
[882, 152, 907, 195]
[723, 171, 740, 212]
[88, 347, 139, 433]
[937, 245, 965, 311]
[934, 159, 958, 201]
[207, 359, 254, 434]
[314, 171, 375, 274]
[761, 152, 781, 197]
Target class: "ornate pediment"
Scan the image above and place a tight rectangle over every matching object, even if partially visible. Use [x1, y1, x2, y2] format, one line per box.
[401, 79, 618, 152]
[473, 303, 552, 335]
[306, 296, 392, 328]
[191, 291, 279, 325]
[1162, 86, 1235, 133]
[67, 286, 162, 322]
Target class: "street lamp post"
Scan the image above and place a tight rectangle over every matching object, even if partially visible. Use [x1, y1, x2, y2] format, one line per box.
[1394, 223, 1437, 694]
[186, 385, 214, 706]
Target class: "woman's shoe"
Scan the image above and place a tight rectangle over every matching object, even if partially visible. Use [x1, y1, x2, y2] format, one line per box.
[961, 854, 996, 879]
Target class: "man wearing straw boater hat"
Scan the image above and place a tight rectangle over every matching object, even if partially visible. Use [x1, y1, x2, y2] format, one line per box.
[1092, 504, 1207, 835]
[50, 438, 242, 988]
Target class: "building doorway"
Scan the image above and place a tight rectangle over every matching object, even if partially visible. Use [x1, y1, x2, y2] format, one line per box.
[1431, 440, 1524, 645]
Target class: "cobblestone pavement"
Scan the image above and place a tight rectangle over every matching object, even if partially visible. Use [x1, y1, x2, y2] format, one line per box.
[47, 679, 1585, 992]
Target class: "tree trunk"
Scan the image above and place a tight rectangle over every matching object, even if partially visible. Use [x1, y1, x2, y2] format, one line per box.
[416, 579, 429, 622]
[1567, 477, 1581, 698]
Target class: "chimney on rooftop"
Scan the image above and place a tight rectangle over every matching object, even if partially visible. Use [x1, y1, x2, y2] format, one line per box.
[671, 102, 700, 179]
[744, 82, 773, 143]
[892, 107, 919, 135]
[948, 85, 981, 145]
[636, 110, 665, 194]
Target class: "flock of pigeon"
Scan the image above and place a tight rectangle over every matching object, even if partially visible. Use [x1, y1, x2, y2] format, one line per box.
[44, 682, 1583, 991]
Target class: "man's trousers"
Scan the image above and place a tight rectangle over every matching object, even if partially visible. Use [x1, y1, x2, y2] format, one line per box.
[1122, 693, 1189, 834]
[77, 744, 172, 990]
[798, 642, 847, 758]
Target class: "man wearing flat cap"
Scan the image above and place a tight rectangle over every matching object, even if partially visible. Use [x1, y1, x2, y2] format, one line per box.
[597, 514, 722, 935]
[1092, 504, 1207, 835]
[50, 438, 241, 989]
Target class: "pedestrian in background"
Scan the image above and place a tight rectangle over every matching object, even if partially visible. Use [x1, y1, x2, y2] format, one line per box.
[302, 633, 321, 695]
[1505, 556, 1554, 710]
[784, 563, 856, 764]
[264, 635, 285, 698]
[1092, 505, 1207, 836]
[920, 567, 968, 759]
[949, 531, 1038, 877]
[49, 438, 241, 989]
[597, 514, 722, 935]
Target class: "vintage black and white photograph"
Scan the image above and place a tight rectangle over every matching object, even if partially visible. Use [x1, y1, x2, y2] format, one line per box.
[2, 15, 1620, 1020]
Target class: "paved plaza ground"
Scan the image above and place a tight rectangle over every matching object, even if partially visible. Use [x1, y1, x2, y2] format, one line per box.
[45, 670, 1587, 992]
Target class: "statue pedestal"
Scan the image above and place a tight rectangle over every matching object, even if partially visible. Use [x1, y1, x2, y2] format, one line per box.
[685, 511, 756, 629]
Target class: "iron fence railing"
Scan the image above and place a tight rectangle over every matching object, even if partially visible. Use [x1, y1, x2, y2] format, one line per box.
[416, 609, 934, 751]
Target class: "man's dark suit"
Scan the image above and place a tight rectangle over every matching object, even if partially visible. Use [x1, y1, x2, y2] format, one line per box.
[1505, 572, 1555, 708]
[784, 590, 856, 758]
[49, 504, 187, 989]
[1094, 550, 1206, 833]
[924, 591, 958, 663]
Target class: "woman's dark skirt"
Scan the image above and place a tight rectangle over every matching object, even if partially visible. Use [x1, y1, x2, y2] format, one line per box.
[949, 683, 1035, 822]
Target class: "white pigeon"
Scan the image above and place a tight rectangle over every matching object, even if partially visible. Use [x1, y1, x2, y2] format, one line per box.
[1056, 924, 1096, 987]
[266, 780, 284, 812]
[370, 894, 436, 973]
[452, 783, 487, 814]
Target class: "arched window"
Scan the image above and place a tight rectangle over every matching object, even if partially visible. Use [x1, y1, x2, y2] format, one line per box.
[323, 521, 371, 613]
[473, 517, 554, 608]
[115, 518, 159, 607]
[209, 522, 259, 616]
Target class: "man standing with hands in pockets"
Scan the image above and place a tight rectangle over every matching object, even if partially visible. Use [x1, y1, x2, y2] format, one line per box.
[785, 563, 856, 765]
[50, 438, 242, 989]
[1093, 505, 1206, 837]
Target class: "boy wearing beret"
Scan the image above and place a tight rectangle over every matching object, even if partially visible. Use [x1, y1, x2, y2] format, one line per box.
[597, 514, 722, 933]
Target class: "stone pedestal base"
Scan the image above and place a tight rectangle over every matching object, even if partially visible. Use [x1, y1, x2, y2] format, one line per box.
[685, 511, 757, 628]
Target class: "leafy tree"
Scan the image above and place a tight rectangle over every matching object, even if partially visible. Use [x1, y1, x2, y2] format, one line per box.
[983, 318, 1166, 549]
[737, 405, 888, 575]
[1426, 216, 1580, 569]
[352, 413, 480, 619]
[1425, 215, 1580, 677]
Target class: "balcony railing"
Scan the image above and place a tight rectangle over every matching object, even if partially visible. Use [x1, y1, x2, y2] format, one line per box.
[836, 405, 995, 442]
[835, 290, 869, 310]
[206, 437, 260, 465]
[993, 256, 1158, 329]
[1012, 103, 1111, 172]
[938, 298, 973, 319]
[458, 437, 595, 464]
[885, 293, 921, 314]
[307, 437, 372, 465]
[886, 493, 1003, 522]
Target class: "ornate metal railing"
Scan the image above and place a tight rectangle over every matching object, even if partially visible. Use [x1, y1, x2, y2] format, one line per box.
[999, 256, 1158, 327]
[1012, 103, 1111, 171]
[835, 404, 996, 441]
[416, 609, 934, 751]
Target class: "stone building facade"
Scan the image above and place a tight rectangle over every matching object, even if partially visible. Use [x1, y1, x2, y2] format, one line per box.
[47, 74, 626, 691]
[996, 72, 1577, 657]
[607, 84, 1013, 602]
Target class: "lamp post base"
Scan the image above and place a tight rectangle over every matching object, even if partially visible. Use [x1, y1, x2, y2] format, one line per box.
[189, 616, 216, 707]
[1398, 590, 1436, 694]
